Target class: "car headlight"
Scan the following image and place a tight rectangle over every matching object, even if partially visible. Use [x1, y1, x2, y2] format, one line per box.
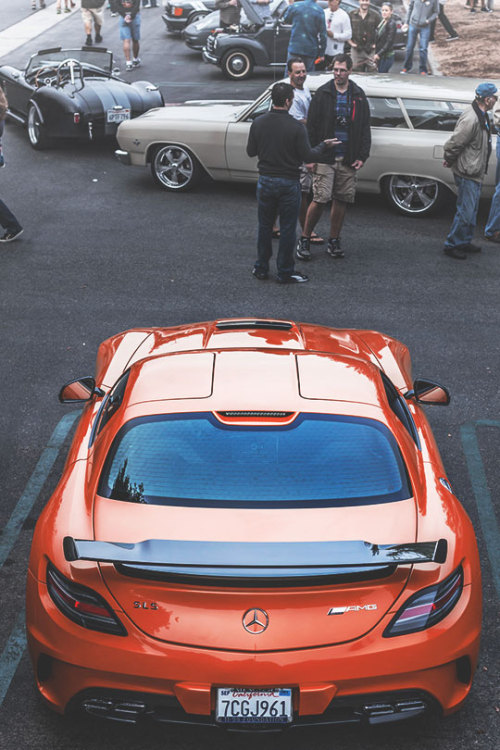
[383, 565, 463, 637]
[47, 563, 127, 636]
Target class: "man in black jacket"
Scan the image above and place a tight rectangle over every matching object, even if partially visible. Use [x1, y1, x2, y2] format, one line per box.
[297, 53, 370, 261]
[246, 82, 338, 283]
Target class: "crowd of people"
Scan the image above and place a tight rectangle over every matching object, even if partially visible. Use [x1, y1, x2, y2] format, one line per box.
[1, 1, 499, 272]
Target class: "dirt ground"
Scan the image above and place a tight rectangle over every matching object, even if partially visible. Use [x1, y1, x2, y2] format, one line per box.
[429, 0, 500, 78]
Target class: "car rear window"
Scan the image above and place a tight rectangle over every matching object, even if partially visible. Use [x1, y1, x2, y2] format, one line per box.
[98, 413, 411, 508]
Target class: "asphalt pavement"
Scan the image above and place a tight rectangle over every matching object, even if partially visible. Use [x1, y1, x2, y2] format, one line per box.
[0, 4, 499, 750]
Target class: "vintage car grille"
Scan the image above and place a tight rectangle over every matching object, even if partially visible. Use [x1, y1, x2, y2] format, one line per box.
[206, 35, 217, 53]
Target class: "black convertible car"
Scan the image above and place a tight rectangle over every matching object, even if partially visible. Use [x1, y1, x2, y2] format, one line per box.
[0, 47, 164, 150]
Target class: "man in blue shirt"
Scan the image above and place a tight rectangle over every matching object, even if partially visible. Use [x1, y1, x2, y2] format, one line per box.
[283, 0, 327, 72]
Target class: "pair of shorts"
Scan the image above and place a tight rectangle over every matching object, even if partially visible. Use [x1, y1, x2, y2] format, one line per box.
[119, 15, 141, 41]
[81, 7, 104, 27]
[312, 158, 357, 204]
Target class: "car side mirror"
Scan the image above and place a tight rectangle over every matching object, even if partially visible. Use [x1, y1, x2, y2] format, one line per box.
[404, 378, 450, 406]
[59, 376, 104, 403]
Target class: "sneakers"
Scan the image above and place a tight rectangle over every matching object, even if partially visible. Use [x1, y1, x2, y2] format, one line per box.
[446, 34, 459, 41]
[95, 33, 103, 43]
[326, 237, 344, 259]
[132, 57, 141, 67]
[443, 245, 467, 259]
[480, 5, 492, 10]
[125, 61, 133, 71]
[85, 34, 93, 46]
[296, 236, 312, 260]
[400, 68, 409, 74]
[0, 228, 23, 243]
[252, 267, 268, 280]
[277, 271, 309, 284]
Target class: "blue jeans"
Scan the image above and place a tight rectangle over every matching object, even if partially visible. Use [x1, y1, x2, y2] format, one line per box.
[377, 56, 394, 73]
[255, 176, 301, 278]
[0, 198, 22, 232]
[485, 136, 500, 236]
[403, 23, 431, 73]
[445, 174, 482, 249]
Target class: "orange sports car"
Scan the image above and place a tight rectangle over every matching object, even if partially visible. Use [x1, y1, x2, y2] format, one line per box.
[26, 318, 481, 729]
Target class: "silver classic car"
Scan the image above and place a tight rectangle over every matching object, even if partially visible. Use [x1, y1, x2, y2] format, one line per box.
[115, 73, 498, 215]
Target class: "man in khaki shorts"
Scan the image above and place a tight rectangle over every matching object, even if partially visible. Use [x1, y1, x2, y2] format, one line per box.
[81, 0, 105, 46]
[297, 53, 371, 261]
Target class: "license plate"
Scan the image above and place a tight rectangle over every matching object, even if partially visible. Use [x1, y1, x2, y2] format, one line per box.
[216, 688, 292, 725]
[107, 109, 131, 123]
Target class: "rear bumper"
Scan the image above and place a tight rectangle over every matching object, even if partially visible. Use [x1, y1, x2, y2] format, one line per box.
[26, 569, 481, 727]
[163, 13, 186, 32]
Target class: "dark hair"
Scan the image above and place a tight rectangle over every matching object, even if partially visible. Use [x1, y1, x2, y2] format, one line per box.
[381, 1, 393, 8]
[287, 57, 305, 73]
[272, 82, 294, 107]
[332, 53, 353, 71]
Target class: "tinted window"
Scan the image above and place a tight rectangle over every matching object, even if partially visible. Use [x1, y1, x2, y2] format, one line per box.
[368, 97, 407, 128]
[98, 413, 412, 508]
[402, 99, 466, 131]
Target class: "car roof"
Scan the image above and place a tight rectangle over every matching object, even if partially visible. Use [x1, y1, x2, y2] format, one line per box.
[305, 72, 500, 102]
[119, 349, 387, 415]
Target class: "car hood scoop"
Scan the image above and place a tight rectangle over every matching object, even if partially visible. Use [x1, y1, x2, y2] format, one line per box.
[74, 498, 440, 649]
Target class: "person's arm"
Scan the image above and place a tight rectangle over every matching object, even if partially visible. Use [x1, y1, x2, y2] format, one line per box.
[335, 12, 352, 44]
[493, 100, 500, 133]
[317, 13, 327, 57]
[0, 88, 8, 122]
[443, 115, 475, 166]
[296, 122, 338, 163]
[355, 96, 371, 168]
[246, 121, 258, 158]
[427, 0, 439, 25]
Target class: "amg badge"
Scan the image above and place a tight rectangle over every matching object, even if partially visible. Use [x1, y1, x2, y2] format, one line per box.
[327, 604, 378, 615]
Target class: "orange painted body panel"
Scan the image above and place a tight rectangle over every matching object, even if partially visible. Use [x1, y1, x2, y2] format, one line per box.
[26, 320, 482, 728]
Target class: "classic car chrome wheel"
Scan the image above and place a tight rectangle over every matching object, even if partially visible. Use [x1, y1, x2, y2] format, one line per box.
[222, 50, 253, 80]
[384, 175, 448, 216]
[150, 144, 202, 191]
[27, 103, 49, 150]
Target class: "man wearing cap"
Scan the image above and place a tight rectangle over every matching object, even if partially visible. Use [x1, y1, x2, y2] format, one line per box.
[442, 82, 498, 260]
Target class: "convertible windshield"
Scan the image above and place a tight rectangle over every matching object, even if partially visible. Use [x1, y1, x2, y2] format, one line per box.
[26, 48, 112, 77]
[98, 413, 411, 507]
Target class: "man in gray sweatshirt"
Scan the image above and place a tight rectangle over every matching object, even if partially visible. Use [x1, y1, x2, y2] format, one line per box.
[401, 0, 438, 74]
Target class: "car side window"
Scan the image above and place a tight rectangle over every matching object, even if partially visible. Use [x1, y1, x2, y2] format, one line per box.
[367, 97, 407, 128]
[381, 373, 420, 448]
[245, 94, 272, 121]
[402, 99, 466, 131]
[96, 370, 130, 437]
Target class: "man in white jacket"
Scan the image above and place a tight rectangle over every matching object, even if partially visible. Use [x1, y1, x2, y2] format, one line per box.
[324, 0, 352, 68]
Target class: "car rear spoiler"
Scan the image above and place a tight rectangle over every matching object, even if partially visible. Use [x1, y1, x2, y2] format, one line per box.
[63, 537, 447, 583]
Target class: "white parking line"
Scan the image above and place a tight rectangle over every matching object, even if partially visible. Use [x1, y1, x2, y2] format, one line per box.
[0, 6, 72, 58]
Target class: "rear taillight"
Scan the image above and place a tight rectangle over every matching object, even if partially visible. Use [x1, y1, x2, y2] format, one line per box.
[173, 7, 183, 16]
[383, 566, 463, 637]
[47, 563, 126, 636]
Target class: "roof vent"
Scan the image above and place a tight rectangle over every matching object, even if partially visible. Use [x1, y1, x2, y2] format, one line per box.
[215, 320, 293, 331]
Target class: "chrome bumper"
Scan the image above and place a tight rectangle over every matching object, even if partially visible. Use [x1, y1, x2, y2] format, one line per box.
[114, 149, 132, 165]
[202, 49, 218, 65]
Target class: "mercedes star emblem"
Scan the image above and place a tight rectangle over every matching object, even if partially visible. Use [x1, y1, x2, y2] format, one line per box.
[242, 608, 269, 634]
